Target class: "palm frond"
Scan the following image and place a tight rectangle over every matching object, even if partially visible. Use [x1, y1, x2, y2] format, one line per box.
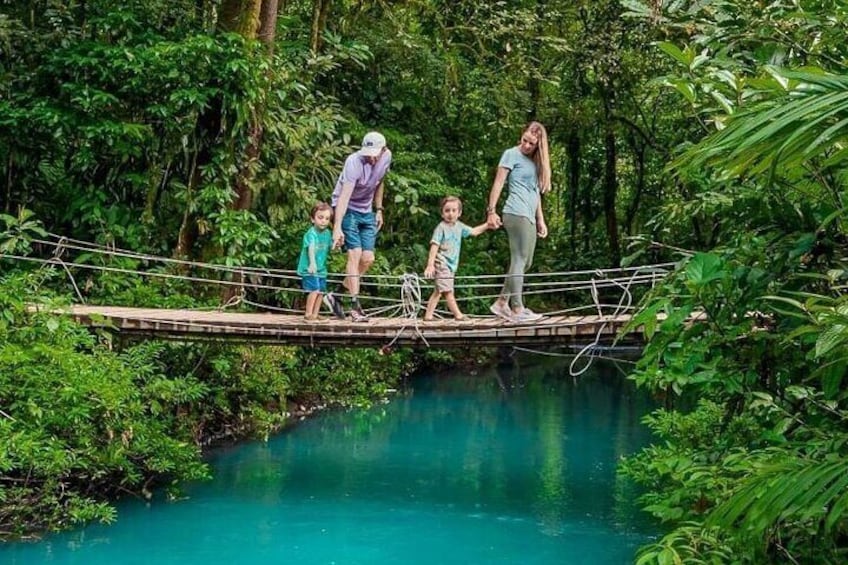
[707, 456, 848, 540]
[675, 69, 848, 180]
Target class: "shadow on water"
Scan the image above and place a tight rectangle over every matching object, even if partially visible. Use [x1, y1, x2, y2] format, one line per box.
[2, 353, 658, 565]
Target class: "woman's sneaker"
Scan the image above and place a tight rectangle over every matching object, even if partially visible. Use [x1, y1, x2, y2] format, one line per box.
[511, 308, 543, 323]
[323, 292, 345, 319]
[489, 301, 512, 320]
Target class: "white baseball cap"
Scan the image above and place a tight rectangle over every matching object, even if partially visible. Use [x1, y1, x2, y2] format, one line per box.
[360, 131, 386, 157]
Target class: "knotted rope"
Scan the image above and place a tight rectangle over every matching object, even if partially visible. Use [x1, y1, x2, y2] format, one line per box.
[219, 285, 246, 310]
[568, 268, 638, 376]
[383, 272, 428, 351]
[48, 237, 86, 304]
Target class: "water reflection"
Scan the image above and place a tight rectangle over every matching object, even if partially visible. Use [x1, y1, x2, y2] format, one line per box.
[210, 355, 655, 545]
[2, 355, 656, 565]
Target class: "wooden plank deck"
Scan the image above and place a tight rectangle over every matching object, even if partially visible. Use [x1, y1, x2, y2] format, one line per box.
[54, 305, 646, 348]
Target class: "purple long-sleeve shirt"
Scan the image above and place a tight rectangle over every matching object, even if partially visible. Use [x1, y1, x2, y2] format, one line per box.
[330, 149, 392, 213]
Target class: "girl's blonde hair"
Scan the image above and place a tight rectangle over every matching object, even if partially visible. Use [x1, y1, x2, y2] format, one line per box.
[523, 121, 551, 192]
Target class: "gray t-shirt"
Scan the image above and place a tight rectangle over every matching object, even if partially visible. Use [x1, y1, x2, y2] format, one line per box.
[499, 146, 539, 223]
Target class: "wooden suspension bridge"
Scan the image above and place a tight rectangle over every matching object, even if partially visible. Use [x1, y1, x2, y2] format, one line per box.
[10, 233, 678, 350]
[55, 305, 647, 348]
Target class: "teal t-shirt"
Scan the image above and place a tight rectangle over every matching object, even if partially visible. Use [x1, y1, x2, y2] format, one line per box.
[430, 221, 472, 273]
[296, 226, 332, 277]
[499, 146, 539, 223]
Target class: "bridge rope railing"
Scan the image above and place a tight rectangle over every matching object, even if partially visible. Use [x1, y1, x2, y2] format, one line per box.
[32, 233, 674, 280]
[9, 233, 674, 315]
[3, 233, 677, 372]
[8, 248, 663, 317]
[32, 233, 674, 292]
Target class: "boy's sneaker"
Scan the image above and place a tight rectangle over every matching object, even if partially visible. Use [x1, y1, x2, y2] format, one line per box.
[350, 305, 368, 322]
[324, 292, 345, 319]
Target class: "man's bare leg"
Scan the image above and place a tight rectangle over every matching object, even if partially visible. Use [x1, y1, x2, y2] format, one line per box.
[344, 248, 363, 296]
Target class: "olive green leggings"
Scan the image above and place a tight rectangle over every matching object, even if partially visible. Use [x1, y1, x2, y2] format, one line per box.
[500, 213, 537, 310]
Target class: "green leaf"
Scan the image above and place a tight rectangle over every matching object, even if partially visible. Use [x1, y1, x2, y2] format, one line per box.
[818, 358, 847, 398]
[668, 79, 696, 103]
[685, 253, 725, 286]
[710, 90, 734, 114]
[816, 324, 847, 358]
[656, 42, 689, 66]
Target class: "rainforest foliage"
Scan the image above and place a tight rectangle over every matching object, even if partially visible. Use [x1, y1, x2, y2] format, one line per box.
[3, 0, 848, 560]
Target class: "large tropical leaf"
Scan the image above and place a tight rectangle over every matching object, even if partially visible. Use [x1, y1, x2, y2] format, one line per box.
[706, 456, 848, 539]
[676, 69, 848, 181]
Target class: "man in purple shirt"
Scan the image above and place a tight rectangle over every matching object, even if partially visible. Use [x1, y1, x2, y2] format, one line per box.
[326, 131, 392, 321]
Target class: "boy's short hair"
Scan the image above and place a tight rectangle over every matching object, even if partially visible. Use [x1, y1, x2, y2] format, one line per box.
[311, 201, 333, 219]
[440, 196, 462, 212]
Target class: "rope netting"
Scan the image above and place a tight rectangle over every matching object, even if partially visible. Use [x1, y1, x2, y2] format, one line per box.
[2, 233, 676, 374]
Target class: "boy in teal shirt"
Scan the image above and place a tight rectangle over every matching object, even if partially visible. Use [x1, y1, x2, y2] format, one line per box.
[423, 196, 491, 321]
[297, 202, 333, 322]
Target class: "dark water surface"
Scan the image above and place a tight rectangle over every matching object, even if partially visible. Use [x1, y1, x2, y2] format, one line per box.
[3, 356, 658, 564]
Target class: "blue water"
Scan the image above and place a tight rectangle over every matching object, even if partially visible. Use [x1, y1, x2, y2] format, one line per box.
[2, 356, 657, 564]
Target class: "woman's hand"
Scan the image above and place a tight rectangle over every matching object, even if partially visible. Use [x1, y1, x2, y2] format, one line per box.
[375, 209, 384, 230]
[537, 220, 548, 238]
[424, 264, 435, 278]
[487, 212, 502, 229]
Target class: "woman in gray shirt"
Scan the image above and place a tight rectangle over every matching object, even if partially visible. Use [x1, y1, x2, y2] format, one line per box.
[485, 122, 552, 323]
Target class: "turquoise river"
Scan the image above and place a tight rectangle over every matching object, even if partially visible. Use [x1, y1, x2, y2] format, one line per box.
[2, 355, 658, 564]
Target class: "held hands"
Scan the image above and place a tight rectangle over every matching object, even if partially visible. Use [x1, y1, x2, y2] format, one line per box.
[332, 228, 344, 250]
[486, 212, 503, 229]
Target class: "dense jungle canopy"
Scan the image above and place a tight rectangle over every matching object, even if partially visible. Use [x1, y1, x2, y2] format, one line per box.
[3, 0, 848, 562]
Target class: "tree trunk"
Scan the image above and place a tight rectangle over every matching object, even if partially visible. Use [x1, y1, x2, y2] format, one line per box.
[525, 0, 545, 122]
[218, 0, 262, 37]
[4, 153, 12, 213]
[582, 162, 597, 254]
[258, 0, 280, 53]
[230, 0, 280, 210]
[603, 128, 620, 266]
[624, 137, 645, 236]
[216, 0, 280, 302]
[216, 0, 279, 212]
[311, 0, 332, 52]
[566, 129, 581, 255]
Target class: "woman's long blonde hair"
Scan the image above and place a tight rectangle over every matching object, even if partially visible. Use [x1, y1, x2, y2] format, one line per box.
[523, 121, 551, 193]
